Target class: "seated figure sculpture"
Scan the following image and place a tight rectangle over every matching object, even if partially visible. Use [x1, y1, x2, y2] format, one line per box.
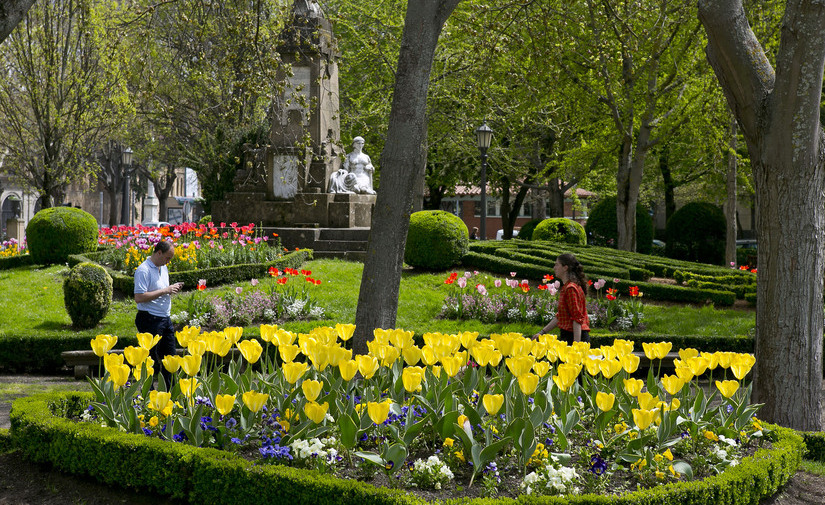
[328, 136, 376, 195]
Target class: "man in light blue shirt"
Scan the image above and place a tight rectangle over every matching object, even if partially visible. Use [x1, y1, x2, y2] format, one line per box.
[134, 240, 183, 387]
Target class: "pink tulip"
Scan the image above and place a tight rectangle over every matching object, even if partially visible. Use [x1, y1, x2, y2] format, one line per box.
[494, 279, 502, 288]
[251, 279, 259, 286]
[457, 277, 467, 288]
[235, 287, 243, 295]
[476, 284, 488, 296]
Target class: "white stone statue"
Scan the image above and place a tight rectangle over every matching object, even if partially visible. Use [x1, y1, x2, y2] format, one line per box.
[328, 136, 376, 195]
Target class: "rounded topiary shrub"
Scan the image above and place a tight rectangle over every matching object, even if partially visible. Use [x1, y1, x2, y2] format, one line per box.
[666, 201, 727, 264]
[532, 218, 587, 245]
[517, 218, 543, 240]
[26, 207, 99, 264]
[63, 262, 113, 329]
[404, 210, 468, 270]
[198, 215, 212, 225]
[584, 196, 654, 254]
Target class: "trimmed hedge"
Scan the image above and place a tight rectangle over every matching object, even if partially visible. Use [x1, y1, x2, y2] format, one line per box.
[0, 333, 138, 373]
[405, 210, 469, 270]
[10, 391, 803, 505]
[585, 196, 654, 254]
[26, 207, 99, 264]
[0, 253, 35, 270]
[666, 202, 727, 265]
[803, 431, 825, 461]
[68, 249, 313, 295]
[590, 333, 755, 354]
[532, 218, 587, 245]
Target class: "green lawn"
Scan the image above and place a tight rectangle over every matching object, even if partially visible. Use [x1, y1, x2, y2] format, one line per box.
[0, 259, 755, 342]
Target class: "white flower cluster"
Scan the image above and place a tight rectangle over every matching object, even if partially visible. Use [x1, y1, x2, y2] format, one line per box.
[615, 316, 634, 330]
[289, 436, 339, 464]
[263, 309, 277, 321]
[521, 459, 579, 496]
[172, 311, 209, 328]
[286, 299, 307, 317]
[309, 306, 325, 318]
[410, 455, 454, 490]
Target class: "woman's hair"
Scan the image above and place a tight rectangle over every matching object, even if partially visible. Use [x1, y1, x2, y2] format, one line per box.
[557, 253, 588, 295]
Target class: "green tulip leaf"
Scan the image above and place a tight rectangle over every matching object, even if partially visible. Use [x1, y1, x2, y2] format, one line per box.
[403, 417, 429, 446]
[384, 443, 408, 474]
[434, 411, 460, 439]
[462, 366, 479, 398]
[354, 451, 384, 467]
[672, 461, 693, 480]
[338, 412, 358, 449]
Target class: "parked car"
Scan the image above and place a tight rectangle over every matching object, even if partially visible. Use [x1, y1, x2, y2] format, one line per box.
[495, 229, 519, 240]
[736, 239, 757, 250]
[141, 220, 172, 229]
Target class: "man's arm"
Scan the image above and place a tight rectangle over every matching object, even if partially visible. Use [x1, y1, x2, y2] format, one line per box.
[134, 283, 182, 304]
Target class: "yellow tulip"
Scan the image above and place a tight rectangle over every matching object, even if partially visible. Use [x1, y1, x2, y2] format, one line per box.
[162, 355, 181, 373]
[600, 345, 618, 361]
[553, 363, 581, 392]
[210, 335, 233, 357]
[279, 344, 300, 363]
[421, 345, 439, 366]
[596, 391, 616, 412]
[670, 398, 681, 410]
[132, 357, 154, 380]
[175, 326, 198, 347]
[482, 394, 504, 415]
[583, 357, 601, 376]
[373, 328, 392, 345]
[661, 375, 685, 396]
[224, 326, 243, 344]
[730, 354, 755, 380]
[179, 378, 199, 398]
[459, 331, 478, 350]
[356, 355, 380, 379]
[136, 332, 161, 351]
[686, 356, 710, 377]
[338, 359, 359, 381]
[717, 351, 735, 368]
[533, 361, 551, 378]
[471, 344, 496, 367]
[215, 394, 236, 416]
[643, 342, 672, 360]
[506, 355, 535, 378]
[431, 365, 442, 378]
[238, 339, 264, 364]
[149, 390, 172, 413]
[715, 380, 740, 398]
[612, 338, 635, 357]
[402, 346, 422, 366]
[599, 359, 623, 379]
[632, 408, 657, 430]
[90, 334, 117, 356]
[367, 401, 391, 425]
[623, 378, 644, 396]
[242, 390, 269, 412]
[103, 352, 124, 373]
[304, 401, 329, 424]
[674, 365, 694, 382]
[275, 329, 297, 346]
[302, 379, 324, 402]
[282, 361, 309, 384]
[259, 323, 278, 343]
[637, 391, 660, 411]
[123, 346, 149, 367]
[441, 355, 464, 377]
[334, 323, 356, 342]
[187, 339, 207, 358]
[328, 345, 350, 367]
[510, 337, 534, 357]
[389, 329, 415, 350]
[402, 366, 425, 392]
[180, 354, 202, 376]
[380, 346, 401, 368]
[621, 353, 640, 374]
[678, 348, 699, 361]
[518, 372, 540, 395]
[107, 364, 130, 389]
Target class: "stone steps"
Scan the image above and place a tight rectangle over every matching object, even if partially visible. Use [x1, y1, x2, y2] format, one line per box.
[263, 227, 370, 261]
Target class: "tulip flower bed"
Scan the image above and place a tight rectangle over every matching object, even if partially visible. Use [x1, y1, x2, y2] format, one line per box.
[80, 326, 774, 500]
[0, 237, 25, 258]
[97, 222, 283, 275]
[440, 271, 644, 331]
[172, 269, 326, 328]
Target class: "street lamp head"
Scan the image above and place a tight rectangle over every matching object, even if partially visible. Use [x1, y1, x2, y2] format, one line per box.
[122, 147, 133, 166]
[476, 121, 493, 151]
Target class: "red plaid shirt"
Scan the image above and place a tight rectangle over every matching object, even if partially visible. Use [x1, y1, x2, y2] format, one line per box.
[557, 282, 590, 332]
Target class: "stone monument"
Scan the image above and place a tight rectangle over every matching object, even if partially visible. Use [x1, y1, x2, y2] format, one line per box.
[214, 0, 375, 229]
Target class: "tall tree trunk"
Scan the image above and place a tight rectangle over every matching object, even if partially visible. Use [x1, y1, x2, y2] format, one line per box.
[352, 0, 460, 355]
[616, 136, 637, 251]
[699, 0, 825, 430]
[0, 0, 36, 44]
[659, 148, 677, 223]
[546, 178, 565, 218]
[724, 116, 738, 265]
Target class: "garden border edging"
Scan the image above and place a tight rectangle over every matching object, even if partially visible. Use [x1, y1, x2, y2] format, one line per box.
[10, 392, 803, 505]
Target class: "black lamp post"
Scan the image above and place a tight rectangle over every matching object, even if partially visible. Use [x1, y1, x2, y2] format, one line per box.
[121, 147, 133, 226]
[475, 121, 493, 240]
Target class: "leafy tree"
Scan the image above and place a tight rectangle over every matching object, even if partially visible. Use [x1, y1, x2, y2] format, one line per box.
[698, 0, 825, 430]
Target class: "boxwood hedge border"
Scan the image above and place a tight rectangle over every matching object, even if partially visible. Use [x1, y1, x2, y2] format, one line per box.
[6, 391, 805, 505]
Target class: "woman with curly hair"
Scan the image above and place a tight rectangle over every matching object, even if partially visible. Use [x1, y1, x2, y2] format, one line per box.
[534, 253, 591, 343]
